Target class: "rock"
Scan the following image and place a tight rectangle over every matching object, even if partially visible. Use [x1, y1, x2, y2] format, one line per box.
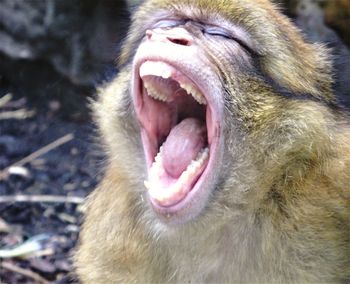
[0, 0, 130, 86]
[0, 0, 130, 118]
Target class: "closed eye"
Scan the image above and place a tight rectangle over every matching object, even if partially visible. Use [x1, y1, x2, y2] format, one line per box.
[204, 26, 257, 55]
[154, 19, 184, 29]
[204, 27, 231, 39]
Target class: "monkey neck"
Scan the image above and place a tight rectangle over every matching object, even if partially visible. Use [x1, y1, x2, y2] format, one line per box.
[157, 212, 286, 282]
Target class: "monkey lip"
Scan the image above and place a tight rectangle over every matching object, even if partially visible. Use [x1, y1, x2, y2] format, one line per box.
[133, 60, 221, 219]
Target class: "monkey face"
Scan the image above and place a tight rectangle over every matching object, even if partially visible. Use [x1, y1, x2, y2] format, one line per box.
[129, 6, 258, 224]
[100, 0, 333, 225]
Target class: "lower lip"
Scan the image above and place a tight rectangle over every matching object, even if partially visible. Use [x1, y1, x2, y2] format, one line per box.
[148, 150, 210, 215]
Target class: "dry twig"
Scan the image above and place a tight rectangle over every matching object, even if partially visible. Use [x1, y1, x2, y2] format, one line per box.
[0, 93, 12, 107]
[0, 109, 35, 120]
[0, 195, 84, 204]
[0, 93, 34, 119]
[0, 133, 74, 180]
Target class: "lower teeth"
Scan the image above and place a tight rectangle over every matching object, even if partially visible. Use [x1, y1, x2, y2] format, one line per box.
[144, 146, 209, 203]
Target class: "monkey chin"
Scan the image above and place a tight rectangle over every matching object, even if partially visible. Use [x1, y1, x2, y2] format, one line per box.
[132, 56, 223, 225]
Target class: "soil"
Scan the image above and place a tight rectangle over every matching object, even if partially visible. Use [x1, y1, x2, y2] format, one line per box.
[0, 87, 102, 283]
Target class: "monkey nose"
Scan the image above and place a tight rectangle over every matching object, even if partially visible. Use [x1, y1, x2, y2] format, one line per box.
[146, 28, 193, 46]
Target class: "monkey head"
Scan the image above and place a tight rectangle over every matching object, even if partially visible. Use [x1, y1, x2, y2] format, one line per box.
[95, 0, 334, 226]
[77, 1, 350, 282]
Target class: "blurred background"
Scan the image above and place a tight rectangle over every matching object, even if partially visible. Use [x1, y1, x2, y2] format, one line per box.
[0, 0, 349, 283]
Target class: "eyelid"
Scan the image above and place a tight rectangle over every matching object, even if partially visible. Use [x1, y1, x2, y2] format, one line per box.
[204, 27, 231, 38]
[153, 19, 184, 29]
[204, 25, 257, 55]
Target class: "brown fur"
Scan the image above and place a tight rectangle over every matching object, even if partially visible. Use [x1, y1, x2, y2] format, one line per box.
[76, 0, 350, 282]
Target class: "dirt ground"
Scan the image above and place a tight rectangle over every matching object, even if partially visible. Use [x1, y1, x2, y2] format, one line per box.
[0, 90, 101, 283]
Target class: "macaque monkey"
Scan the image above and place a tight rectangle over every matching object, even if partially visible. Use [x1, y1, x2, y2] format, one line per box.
[76, 0, 350, 282]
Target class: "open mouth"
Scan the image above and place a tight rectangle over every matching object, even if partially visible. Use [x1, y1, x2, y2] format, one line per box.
[133, 60, 220, 213]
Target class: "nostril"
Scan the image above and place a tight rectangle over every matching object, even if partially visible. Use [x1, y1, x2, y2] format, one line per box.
[167, 37, 190, 46]
[146, 29, 193, 46]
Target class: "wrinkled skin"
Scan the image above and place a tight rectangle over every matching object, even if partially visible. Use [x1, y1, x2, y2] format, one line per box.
[76, 0, 350, 283]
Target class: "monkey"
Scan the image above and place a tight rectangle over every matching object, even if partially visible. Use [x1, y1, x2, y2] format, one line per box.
[75, 0, 350, 283]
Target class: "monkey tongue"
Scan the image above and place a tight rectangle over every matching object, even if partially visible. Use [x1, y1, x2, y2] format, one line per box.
[162, 118, 207, 178]
[145, 118, 209, 207]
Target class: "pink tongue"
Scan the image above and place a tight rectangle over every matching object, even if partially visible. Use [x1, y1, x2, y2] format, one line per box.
[162, 118, 207, 178]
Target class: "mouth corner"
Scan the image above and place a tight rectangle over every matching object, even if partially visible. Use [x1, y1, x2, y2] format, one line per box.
[132, 59, 221, 221]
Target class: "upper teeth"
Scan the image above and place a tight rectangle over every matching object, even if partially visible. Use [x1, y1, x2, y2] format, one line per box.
[144, 81, 169, 102]
[179, 82, 207, 105]
[143, 79, 207, 105]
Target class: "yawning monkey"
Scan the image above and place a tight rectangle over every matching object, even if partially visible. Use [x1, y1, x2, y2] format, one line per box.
[76, 0, 350, 282]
